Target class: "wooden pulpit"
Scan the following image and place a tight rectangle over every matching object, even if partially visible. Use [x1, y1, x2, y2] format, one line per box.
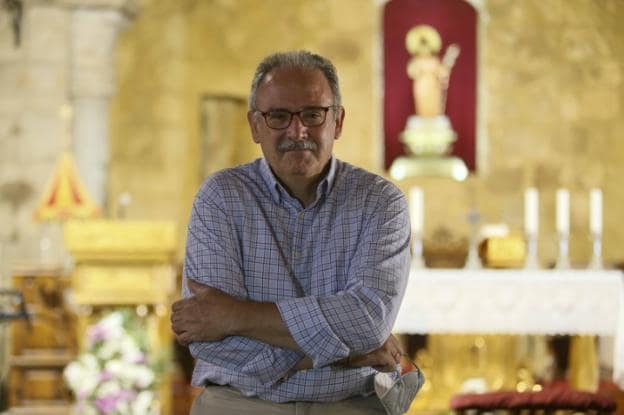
[63, 220, 177, 415]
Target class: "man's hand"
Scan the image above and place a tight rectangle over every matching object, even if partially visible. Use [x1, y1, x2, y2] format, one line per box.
[172, 279, 303, 351]
[172, 279, 405, 374]
[339, 335, 404, 372]
[171, 279, 241, 346]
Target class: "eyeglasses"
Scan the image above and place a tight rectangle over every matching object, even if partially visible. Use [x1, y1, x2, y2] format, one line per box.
[255, 106, 338, 130]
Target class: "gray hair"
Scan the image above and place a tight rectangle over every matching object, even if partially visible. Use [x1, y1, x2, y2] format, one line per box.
[249, 50, 342, 110]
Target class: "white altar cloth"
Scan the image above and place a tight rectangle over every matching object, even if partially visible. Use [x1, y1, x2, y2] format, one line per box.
[393, 269, 624, 388]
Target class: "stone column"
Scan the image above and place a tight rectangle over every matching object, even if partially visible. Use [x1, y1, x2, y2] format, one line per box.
[69, 1, 135, 211]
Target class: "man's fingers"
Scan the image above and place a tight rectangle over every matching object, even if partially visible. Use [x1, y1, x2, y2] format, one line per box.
[186, 278, 210, 294]
[388, 334, 404, 356]
[373, 351, 397, 372]
[171, 298, 185, 312]
[176, 332, 190, 346]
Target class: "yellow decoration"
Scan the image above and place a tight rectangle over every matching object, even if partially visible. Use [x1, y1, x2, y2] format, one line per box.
[479, 235, 527, 268]
[64, 219, 176, 262]
[406, 25, 442, 56]
[33, 151, 101, 221]
[64, 219, 177, 309]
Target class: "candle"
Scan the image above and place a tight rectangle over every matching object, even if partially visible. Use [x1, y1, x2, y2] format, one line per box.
[409, 187, 424, 235]
[556, 189, 570, 235]
[524, 188, 539, 236]
[590, 188, 602, 235]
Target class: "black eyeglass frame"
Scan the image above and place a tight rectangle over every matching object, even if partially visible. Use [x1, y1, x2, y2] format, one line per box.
[254, 105, 341, 130]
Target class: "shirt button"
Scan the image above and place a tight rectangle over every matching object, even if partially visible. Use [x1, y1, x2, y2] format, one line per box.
[299, 212, 305, 220]
[294, 251, 301, 258]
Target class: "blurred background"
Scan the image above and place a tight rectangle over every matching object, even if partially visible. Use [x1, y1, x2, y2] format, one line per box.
[0, 0, 623, 414]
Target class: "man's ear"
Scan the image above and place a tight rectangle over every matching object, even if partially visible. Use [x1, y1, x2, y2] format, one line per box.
[247, 110, 261, 143]
[333, 106, 345, 140]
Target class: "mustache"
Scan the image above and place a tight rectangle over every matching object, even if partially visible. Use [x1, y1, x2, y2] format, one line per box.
[277, 139, 317, 152]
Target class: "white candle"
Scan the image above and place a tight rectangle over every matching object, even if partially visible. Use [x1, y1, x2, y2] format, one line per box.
[524, 187, 539, 236]
[556, 189, 570, 235]
[590, 188, 602, 235]
[409, 187, 424, 235]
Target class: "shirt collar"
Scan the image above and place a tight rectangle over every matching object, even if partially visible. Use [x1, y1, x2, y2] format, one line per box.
[259, 156, 338, 207]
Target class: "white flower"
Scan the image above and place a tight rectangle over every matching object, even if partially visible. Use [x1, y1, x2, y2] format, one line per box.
[104, 359, 123, 377]
[132, 365, 155, 389]
[131, 390, 154, 415]
[115, 399, 130, 413]
[63, 361, 84, 392]
[87, 312, 125, 348]
[120, 336, 143, 363]
[97, 380, 121, 398]
[73, 402, 99, 415]
[65, 311, 158, 415]
[105, 360, 153, 389]
[99, 312, 124, 331]
[98, 337, 123, 360]
[63, 354, 99, 396]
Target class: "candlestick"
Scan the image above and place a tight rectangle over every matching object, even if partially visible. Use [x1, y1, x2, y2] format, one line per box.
[524, 188, 539, 236]
[556, 189, 569, 236]
[525, 234, 539, 269]
[555, 234, 570, 270]
[409, 187, 424, 235]
[590, 188, 602, 235]
[589, 234, 603, 270]
[411, 234, 424, 269]
[464, 209, 481, 269]
[409, 187, 425, 269]
[589, 188, 603, 269]
[524, 188, 539, 269]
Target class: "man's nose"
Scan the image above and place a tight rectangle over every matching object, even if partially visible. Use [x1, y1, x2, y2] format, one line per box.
[286, 114, 308, 139]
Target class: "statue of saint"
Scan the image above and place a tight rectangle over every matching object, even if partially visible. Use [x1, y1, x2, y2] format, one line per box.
[406, 25, 460, 117]
[389, 25, 468, 181]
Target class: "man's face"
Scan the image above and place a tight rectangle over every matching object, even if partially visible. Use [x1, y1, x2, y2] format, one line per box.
[248, 67, 344, 184]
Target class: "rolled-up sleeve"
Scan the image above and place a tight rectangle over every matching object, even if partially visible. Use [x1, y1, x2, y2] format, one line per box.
[184, 187, 304, 386]
[276, 189, 411, 368]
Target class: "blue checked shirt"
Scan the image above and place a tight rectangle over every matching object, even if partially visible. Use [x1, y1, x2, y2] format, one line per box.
[184, 157, 410, 403]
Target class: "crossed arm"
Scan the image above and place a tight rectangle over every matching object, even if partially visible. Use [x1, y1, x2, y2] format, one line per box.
[171, 279, 405, 372]
[170, 188, 411, 384]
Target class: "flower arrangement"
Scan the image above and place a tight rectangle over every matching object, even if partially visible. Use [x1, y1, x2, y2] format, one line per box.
[64, 310, 159, 415]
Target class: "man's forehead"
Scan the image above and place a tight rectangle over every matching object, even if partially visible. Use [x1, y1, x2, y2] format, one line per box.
[260, 67, 330, 92]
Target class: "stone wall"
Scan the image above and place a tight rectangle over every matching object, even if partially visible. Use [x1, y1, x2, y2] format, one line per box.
[479, 0, 624, 265]
[108, 0, 379, 255]
[0, 0, 133, 276]
[0, 3, 70, 271]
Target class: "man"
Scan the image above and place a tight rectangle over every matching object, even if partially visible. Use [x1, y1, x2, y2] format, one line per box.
[171, 50, 412, 414]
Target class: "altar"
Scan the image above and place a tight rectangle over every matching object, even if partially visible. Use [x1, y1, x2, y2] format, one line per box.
[393, 269, 624, 388]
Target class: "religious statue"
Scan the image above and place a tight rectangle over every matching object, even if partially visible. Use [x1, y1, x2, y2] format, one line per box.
[406, 25, 460, 117]
[389, 25, 468, 181]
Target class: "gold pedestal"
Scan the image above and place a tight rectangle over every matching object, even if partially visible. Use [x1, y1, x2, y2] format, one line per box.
[400, 115, 457, 156]
[64, 220, 177, 415]
[569, 335, 599, 392]
[389, 155, 468, 181]
[390, 114, 468, 181]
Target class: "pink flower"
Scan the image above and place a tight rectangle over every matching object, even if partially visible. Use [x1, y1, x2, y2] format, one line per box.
[99, 370, 113, 382]
[87, 325, 109, 346]
[118, 389, 137, 401]
[95, 395, 117, 414]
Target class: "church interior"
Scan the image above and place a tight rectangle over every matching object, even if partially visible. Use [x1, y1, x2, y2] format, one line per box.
[0, 0, 623, 414]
